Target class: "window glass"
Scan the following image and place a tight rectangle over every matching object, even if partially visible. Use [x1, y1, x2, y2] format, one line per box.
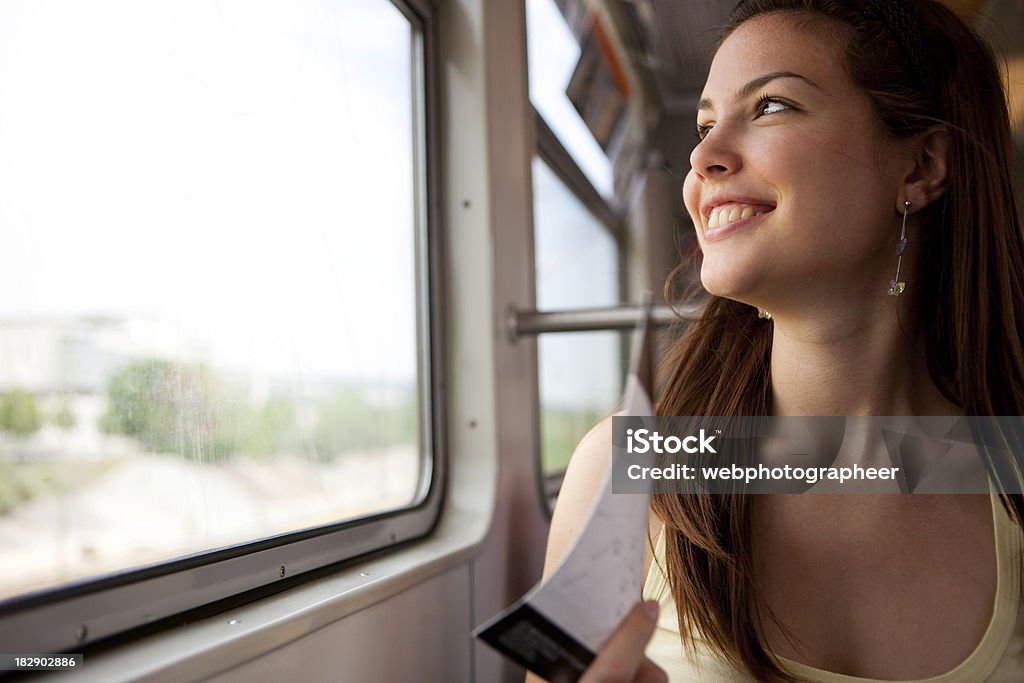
[0, 0, 424, 600]
[525, 0, 614, 198]
[532, 158, 621, 475]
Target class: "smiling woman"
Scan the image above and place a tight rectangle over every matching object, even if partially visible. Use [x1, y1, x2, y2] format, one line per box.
[658, 0, 1024, 678]
[537, 0, 1024, 682]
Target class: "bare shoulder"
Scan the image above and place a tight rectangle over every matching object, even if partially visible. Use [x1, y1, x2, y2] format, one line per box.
[541, 415, 617, 578]
[542, 414, 662, 580]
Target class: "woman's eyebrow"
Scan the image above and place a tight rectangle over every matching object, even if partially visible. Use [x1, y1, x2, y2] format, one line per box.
[697, 71, 821, 112]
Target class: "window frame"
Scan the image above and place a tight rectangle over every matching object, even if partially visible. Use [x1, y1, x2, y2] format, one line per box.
[530, 108, 629, 511]
[0, 0, 445, 655]
[534, 110, 623, 240]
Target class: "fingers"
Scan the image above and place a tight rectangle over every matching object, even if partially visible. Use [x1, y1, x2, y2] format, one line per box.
[579, 601, 668, 683]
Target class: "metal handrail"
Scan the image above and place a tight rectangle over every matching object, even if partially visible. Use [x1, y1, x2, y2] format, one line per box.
[506, 302, 697, 342]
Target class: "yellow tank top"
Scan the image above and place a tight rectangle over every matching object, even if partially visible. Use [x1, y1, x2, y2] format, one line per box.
[642, 495, 1024, 682]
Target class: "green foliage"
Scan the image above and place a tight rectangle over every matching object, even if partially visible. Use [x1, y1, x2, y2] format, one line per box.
[101, 359, 240, 461]
[312, 386, 417, 460]
[101, 359, 417, 462]
[52, 401, 76, 430]
[0, 459, 116, 516]
[0, 388, 42, 436]
[541, 407, 603, 475]
[234, 396, 300, 458]
[0, 460, 50, 515]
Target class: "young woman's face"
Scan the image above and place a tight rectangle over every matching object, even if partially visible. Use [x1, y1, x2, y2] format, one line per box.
[683, 13, 909, 311]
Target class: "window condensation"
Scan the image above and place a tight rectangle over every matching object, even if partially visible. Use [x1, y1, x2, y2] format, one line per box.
[532, 158, 621, 475]
[0, 0, 423, 600]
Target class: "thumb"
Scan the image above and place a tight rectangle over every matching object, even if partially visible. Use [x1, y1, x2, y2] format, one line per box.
[580, 601, 662, 682]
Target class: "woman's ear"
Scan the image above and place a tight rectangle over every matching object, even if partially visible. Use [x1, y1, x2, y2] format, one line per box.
[901, 125, 950, 211]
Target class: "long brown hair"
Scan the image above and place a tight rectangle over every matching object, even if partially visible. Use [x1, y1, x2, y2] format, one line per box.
[651, 1, 1024, 680]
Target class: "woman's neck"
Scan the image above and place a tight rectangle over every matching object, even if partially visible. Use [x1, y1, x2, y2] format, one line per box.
[768, 307, 957, 417]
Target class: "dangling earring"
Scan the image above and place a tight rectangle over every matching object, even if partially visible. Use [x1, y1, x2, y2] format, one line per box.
[887, 200, 911, 296]
[757, 308, 772, 320]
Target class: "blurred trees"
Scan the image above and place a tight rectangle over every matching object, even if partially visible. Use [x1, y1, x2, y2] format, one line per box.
[312, 386, 417, 459]
[0, 388, 42, 436]
[52, 401, 76, 430]
[101, 359, 417, 461]
[101, 359, 240, 461]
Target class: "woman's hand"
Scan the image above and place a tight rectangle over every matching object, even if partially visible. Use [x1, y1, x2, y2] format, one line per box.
[578, 601, 668, 683]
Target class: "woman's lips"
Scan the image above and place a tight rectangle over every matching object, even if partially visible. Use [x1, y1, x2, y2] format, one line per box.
[702, 207, 774, 242]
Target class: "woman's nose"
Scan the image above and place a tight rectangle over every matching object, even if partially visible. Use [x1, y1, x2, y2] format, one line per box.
[689, 127, 742, 180]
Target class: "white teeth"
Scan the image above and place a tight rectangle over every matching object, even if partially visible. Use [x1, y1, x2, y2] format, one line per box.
[707, 203, 770, 229]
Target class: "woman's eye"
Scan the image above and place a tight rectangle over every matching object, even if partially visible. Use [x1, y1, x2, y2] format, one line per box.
[757, 97, 790, 116]
[695, 124, 712, 141]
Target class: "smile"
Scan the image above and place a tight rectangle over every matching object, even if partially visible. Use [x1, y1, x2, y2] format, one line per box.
[703, 203, 774, 242]
[707, 203, 773, 228]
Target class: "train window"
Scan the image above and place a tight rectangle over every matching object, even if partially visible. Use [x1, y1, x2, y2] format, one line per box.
[526, 0, 614, 198]
[0, 0, 441, 653]
[532, 158, 622, 478]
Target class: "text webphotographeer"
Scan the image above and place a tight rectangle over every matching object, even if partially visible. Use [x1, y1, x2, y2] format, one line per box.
[626, 462, 900, 485]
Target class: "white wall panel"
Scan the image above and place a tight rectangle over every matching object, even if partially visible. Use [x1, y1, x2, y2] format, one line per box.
[204, 565, 472, 683]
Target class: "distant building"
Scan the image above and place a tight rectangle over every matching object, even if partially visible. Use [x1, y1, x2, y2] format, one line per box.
[0, 316, 206, 459]
[0, 316, 206, 394]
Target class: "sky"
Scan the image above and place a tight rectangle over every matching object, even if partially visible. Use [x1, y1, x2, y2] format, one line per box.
[0, 0, 418, 384]
[0, 0, 620, 406]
